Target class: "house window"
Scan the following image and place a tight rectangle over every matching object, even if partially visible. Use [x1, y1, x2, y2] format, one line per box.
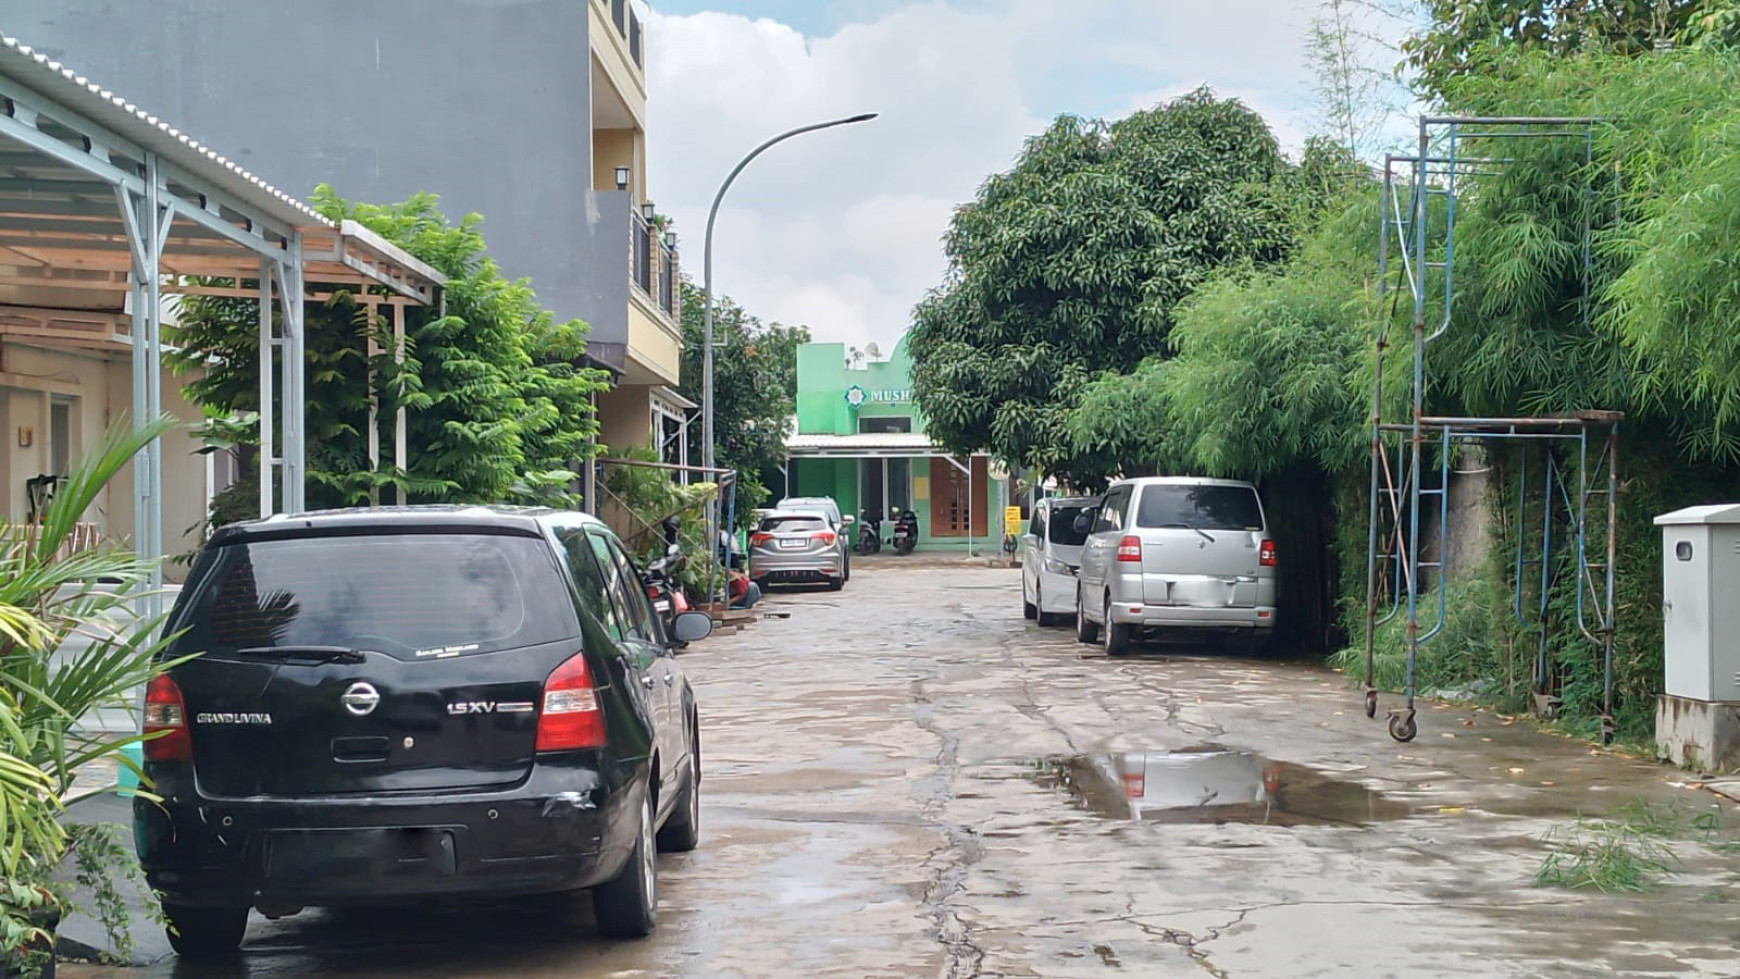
[859, 416, 912, 434]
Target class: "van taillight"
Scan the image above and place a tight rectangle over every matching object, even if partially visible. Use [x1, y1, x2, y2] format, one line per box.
[1259, 539, 1277, 567]
[812, 530, 836, 545]
[536, 651, 606, 751]
[749, 532, 773, 546]
[1116, 536, 1142, 562]
[143, 674, 191, 763]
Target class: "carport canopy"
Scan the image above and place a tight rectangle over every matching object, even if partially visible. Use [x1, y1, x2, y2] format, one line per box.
[0, 33, 445, 609]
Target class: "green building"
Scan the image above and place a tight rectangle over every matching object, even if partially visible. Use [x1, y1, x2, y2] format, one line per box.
[785, 337, 1006, 552]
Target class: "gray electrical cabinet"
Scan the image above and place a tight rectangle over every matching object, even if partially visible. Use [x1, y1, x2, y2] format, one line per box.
[1655, 504, 1740, 702]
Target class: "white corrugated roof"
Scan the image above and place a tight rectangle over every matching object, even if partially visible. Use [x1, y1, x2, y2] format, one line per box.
[785, 432, 992, 458]
[0, 33, 330, 229]
[787, 432, 937, 450]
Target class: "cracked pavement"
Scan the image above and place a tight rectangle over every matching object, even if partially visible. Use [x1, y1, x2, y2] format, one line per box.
[65, 563, 1740, 977]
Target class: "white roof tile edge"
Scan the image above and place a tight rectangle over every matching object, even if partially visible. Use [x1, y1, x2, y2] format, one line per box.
[0, 33, 332, 228]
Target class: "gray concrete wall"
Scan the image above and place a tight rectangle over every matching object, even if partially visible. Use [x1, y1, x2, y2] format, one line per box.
[8, 0, 621, 342]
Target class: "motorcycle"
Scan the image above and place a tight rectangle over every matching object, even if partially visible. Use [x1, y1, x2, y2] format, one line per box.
[891, 507, 919, 556]
[643, 542, 692, 648]
[855, 509, 883, 554]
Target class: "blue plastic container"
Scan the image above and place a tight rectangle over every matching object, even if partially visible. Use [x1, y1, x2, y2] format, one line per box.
[116, 740, 143, 798]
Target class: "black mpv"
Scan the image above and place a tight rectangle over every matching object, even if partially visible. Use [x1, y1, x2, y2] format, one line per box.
[137, 507, 712, 957]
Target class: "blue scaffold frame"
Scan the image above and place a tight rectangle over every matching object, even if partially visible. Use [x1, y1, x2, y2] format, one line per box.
[1360, 115, 1622, 745]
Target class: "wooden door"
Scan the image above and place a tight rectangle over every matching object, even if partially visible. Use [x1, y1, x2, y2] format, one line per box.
[928, 457, 988, 537]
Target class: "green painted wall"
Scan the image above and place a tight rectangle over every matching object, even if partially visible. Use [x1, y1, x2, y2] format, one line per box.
[795, 336, 923, 435]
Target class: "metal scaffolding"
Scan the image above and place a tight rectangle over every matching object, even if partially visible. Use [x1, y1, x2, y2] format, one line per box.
[1361, 116, 1622, 744]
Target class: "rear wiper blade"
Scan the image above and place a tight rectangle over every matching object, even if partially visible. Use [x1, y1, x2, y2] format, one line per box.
[237, 645, 367, 665]
[1159, 523, 1217, 544]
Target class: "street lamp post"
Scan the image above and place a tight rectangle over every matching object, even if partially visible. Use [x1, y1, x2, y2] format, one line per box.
[701, 112, 876, 599]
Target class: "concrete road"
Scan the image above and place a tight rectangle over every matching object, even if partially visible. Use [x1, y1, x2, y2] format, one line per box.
[66, 564, 1740, 977]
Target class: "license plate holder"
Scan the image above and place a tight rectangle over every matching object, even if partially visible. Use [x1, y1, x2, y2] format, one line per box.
[777, 538, 807, 549]
[265, 828, 456, 880]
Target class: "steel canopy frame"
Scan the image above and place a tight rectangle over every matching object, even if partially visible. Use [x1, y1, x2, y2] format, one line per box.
[1361, 115, 1622, 745]
[0, 35, 444, 618]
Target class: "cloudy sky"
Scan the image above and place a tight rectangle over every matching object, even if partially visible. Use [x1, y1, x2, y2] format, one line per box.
[642, 0, 1411, 353]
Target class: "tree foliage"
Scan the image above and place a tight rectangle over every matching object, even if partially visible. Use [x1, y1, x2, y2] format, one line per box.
[675, 280, 808, 487]
[1310, 0, 1406, 157]
[1439, 47, 1740, 457]
[1403, 0, 1700, 98]
[1071, 193, 1377, 480]
[171, 188, 608, 520]
[909, 89, 1306, 485]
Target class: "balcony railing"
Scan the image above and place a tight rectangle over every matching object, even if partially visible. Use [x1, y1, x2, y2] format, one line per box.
[630, 209, 680, 321]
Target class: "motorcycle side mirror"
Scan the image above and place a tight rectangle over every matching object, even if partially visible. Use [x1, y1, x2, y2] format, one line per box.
[672, 610, 714, 643]
[1073, 511, 1095, 535]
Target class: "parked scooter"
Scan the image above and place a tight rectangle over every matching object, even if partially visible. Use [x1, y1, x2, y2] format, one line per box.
[891, 507, 919, 556]
[643, 542, 692, 648]
[855, 509, 883, 554]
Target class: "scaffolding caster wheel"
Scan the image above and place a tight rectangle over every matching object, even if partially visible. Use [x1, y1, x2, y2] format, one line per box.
[1364, 688, 1378, 719]
[1387, 710, 1417, 743]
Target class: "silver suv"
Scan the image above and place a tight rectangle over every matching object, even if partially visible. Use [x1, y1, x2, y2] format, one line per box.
[1074, 477, 1275, 655]
[776, 496, 852, 582]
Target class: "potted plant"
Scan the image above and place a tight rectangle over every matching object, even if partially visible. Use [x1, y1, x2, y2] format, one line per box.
[1, 417, 185, 976]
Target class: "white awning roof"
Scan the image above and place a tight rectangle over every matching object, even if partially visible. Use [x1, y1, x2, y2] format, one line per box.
[785, 432, 988, 459]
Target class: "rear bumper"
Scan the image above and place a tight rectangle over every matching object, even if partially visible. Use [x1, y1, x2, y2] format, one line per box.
[757, 568, 840, 585]
[137, 761, 639, 908]
[1106, 602, 1277, 629]
[750, 553, 843, 579]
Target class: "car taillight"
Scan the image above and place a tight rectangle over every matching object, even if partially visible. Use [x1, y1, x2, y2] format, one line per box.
[1116, 536, 1142, 562]
[749, 533, 772, 546]
[812, 531, 836, 545]
[142, 674, 191, 763]
[1259, 539, 1277, 567]
[536, 651, 606, 752]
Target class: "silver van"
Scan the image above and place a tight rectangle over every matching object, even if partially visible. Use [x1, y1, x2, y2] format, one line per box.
[1074, 477, 1275, 655]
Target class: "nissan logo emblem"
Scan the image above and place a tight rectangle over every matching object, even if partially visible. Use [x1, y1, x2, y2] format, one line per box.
[341, 682, 381, 717]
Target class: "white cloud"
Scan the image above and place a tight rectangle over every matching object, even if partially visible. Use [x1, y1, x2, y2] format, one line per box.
[644, 1, 1409, 351]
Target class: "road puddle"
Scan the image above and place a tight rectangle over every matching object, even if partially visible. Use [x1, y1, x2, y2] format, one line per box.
[1032, 746, 1409, 827]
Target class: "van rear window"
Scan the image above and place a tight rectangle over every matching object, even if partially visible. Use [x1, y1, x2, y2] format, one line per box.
[760, 515, 827, 534]
[169, 533, 577, 661]
[1135, 485, 1263, 532]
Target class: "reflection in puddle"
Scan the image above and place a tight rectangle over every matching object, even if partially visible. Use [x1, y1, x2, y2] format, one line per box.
[1033, 747, 1409, 827]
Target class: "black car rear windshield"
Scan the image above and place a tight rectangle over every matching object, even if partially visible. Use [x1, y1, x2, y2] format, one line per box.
[169, 532, 577, 661]
[1135, 485, 1264, 532]
[760, 515, 826, 533]
[1048, 506, 1091, 546]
